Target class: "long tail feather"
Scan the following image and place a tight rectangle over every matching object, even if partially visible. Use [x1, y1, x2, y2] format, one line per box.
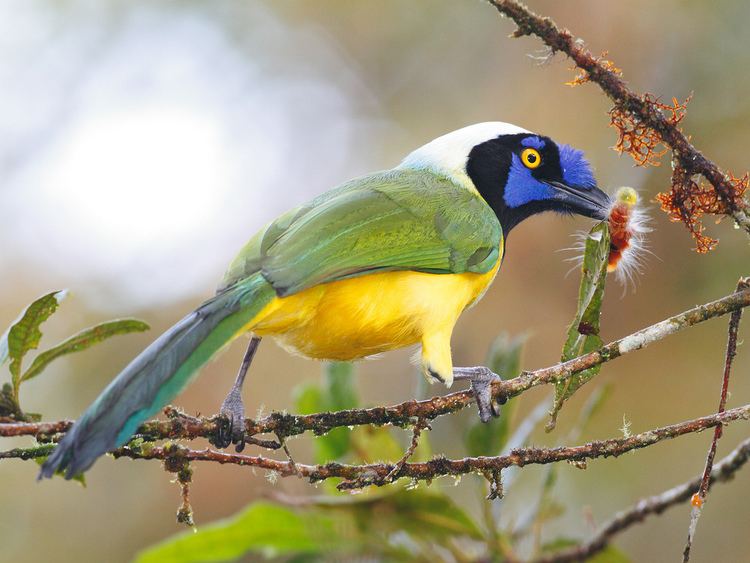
[39, 274, 275, 480]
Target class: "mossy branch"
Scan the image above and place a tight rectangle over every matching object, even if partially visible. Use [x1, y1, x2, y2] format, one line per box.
[488, 0, 750, 251]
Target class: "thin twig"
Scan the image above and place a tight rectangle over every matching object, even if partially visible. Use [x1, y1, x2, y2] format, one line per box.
[277, 434, 303, 479]
[341, 418, 430, 490]
[682, 278, 748, 562]
[2, 285, 748, 447]
[533, 437, 750, 563]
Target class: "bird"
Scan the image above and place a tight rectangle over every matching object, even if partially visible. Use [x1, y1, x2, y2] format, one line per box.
[40, 121, 610, 479]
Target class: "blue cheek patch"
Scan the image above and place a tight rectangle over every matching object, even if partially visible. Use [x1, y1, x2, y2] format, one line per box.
[503, 154, 555, 208]
[559, 144, 596, 188]
[521, 136, 546, 150]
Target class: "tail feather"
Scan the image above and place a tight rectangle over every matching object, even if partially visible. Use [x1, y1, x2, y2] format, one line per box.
[39, 274, 274, 480]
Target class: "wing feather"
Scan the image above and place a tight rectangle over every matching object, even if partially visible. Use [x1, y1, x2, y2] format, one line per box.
[219, 169, 502, 296]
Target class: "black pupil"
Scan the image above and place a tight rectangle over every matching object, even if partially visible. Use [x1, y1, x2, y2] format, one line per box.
[527, 152, 537, 163]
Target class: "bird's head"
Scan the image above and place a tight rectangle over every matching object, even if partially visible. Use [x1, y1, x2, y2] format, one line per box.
[400, 122, 611, 234]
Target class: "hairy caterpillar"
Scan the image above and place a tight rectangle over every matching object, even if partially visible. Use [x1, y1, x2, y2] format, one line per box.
[563, 186, 650, 290]
[606, 186, 650, 287]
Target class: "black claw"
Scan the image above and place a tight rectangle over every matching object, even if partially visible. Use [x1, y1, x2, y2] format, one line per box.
[490, 400, 502, 418]
[212, 416, 232, 449]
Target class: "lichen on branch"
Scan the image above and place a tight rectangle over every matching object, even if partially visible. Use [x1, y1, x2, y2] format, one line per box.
[488, 0, 750, 250]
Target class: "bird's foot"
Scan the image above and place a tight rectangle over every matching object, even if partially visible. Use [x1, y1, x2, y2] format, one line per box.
[214, 387, 246, 452]
[453, 366, 505, 423]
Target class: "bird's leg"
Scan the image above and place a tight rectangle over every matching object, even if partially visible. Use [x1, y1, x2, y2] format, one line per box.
[216, 336, 261, 452]
[453, 366, 505, 423]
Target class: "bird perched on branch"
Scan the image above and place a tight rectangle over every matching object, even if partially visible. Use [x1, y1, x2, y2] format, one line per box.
[40, 122, 610, 479]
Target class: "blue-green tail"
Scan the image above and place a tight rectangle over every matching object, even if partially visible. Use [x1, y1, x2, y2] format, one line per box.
[39, 275, 275, 480]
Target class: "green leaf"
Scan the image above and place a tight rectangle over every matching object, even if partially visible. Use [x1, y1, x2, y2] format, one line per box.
[465, 333, 527, 456]
[354, 489, 483, 543]
[350, 425, 403, 463]
[135, 502, 341, 563]
[384, 489, 483, 541]
[589, 545, 631, 563]
[541, 537, 579, 553]
[324, 361, 357, 411]
[312, 362, 358, 461]
[20, 318, 149, 383]
[547, 222, 610, 431]
[316, 488, 484, 544]
[294, 382, 324, 415]
[542, 540, 630, 563]
[294, 364, 359, 463]
[1, 290, 67, 387]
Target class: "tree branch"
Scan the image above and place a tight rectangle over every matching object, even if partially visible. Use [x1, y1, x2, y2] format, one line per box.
[682, 277, 748, 562]
[2, 283, 748, 448]
[3, 404, 749, 491]
[487, 0, 750, 249]
[533, 436, 750, 563]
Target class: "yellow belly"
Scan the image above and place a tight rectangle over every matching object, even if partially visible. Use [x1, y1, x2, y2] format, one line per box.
[248, 258, 501, 383]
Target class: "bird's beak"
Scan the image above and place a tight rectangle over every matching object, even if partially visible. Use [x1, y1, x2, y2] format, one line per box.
[546, 180, 611, 221]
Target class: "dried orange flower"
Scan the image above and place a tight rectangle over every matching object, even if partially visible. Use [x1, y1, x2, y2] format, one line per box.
[657, 167, 748, 253]
[565, 51, 622, 87]
[609, 95, 691, 167]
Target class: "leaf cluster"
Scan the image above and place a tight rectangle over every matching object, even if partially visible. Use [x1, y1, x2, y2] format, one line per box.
[0, 290, 149, 421]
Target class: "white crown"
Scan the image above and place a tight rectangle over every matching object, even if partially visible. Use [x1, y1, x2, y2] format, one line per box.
[398, 122, 530, 189]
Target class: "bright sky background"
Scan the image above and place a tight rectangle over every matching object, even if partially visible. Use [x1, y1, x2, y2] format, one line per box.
[0, 1, 389, 310]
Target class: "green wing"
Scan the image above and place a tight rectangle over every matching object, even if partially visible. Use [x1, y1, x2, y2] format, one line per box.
[219, 168, 503, 296]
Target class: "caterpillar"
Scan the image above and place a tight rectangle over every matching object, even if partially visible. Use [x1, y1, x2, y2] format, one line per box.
[606, 186, 650, 286]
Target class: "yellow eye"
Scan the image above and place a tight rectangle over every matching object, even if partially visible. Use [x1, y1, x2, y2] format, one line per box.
[521, 148, 541, 169]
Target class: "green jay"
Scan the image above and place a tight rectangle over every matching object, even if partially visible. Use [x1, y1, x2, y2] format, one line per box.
[40, 122, 610, 479]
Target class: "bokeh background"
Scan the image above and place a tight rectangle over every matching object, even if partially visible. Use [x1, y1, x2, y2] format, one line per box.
[1, 1, 749, 561]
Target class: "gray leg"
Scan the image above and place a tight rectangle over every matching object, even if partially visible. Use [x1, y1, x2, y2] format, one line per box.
[217, 336, 261, 452]
[453, 366, 505, 423]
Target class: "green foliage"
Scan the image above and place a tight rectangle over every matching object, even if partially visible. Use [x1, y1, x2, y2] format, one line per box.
[548, 221, 610, 431]
[137, 334, 620, 562]
[294, 362, 358, 463]
[590, 546, 632, 563]
[465, 332, 526, 456]
[136, 490, 484, 562]
[527, 384, 612, 538]
[1, 290, 67, 391]
[542, 539, 630, 563]
[324, 361, 357, 411]
[138, 244, 619, 562]
[135, 502, 340, 563]
[0, 290, 149, 421]
[21, 319, 149, 383]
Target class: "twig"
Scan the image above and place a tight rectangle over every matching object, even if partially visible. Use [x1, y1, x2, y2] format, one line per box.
[2, 285, 748, 446]
[487, 0, 750, 243]
[682, 278, 748, 562]
[3, 404, 749, 488]
[340, 418, 430, 490]
[533, 437, 750, 563]
[278, 435, 303, 479]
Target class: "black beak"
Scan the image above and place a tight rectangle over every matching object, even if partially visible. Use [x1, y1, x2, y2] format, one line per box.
[546, 180, 611, 221]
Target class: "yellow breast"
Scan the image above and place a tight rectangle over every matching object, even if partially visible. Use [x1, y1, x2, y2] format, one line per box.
[249, 257, 502, 362]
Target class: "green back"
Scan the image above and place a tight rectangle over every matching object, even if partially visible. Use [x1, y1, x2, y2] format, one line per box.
[219, 169, 503, 296]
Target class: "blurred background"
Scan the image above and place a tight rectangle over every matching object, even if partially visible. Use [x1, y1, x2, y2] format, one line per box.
[1, 0, 749, 561]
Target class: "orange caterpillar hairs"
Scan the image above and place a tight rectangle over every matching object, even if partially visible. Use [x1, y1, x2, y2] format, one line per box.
[607, 187, 650, 287]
